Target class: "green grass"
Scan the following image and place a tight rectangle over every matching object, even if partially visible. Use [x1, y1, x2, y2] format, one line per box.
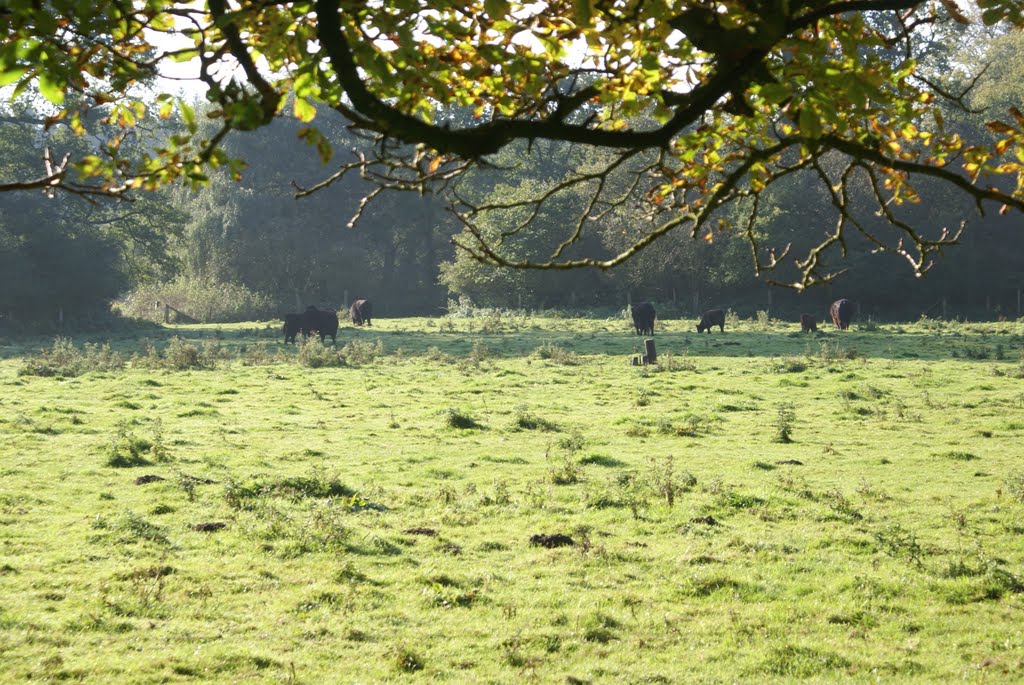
[2, 315, 1024, 682]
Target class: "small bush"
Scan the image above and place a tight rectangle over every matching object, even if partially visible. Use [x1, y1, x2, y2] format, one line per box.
[508, 404, 557, 431]
[297, 337, 345, 368]
[533, 343, 579, 365]
[441, 408, 483, 430]
[546, 450, 583, 485]
[106, 424, 171, 468]
[342, 338, 383, 366]
[18, 337, 125, 377]
[773, 403, 796, 443]
[1004, 471, 1024, 503]
[874, 523, 924, 567]
[163, 337, 206, 370]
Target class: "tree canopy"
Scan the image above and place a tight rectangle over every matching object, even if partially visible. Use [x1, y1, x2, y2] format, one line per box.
[4, 1, 1024, 287]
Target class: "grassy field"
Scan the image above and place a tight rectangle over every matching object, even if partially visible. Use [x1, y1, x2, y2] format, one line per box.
[2, 313, 1024, 683]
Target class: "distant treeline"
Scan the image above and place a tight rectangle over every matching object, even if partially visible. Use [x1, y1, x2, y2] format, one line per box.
[3, 29, 1024, 328]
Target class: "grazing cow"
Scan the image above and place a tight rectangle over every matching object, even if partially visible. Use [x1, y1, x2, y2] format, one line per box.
[830, 299, 853, 330]
[282, 313, 303, 344]
[630, 302, 656, 336]
[302, 305, 339, 343]
[696, 308, 725, 333]
[349, 299, 373, 326]
[800, 313, 817, 333]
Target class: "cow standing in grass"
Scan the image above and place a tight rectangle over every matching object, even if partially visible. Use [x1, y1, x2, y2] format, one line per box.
[800, 313, 817, 333]
[282, 313, 303, 344]
[696, 309, 725, 333]
[630, 302, 655, 336]
[303, 306, 339, 343]
[349, 299, 373, 326]
[830, 299, 853, 330]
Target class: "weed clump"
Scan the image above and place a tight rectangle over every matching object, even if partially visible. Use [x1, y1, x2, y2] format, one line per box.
[19, 337, 125, 377]
[296, 337, 345, 368]
[940, 451, 979, 461]
[106, 423, 171, 468]
[546, 450, 583, 485]
[392, 646, 425, 673]
[1004, 471, 1024, 503]
[533, 342, 579, 365]
[342, 338, 383, 366]
[874, 523, 925, 567]
[441, 408, 483, 430]
[508, 404, 557, 432]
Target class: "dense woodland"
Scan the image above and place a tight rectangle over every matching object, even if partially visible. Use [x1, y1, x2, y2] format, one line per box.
[2, 28, 1024, 328]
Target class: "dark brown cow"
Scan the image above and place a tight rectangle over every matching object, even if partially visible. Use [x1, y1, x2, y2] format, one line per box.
[302, 305, 339, 343]
[800, 313, 817, 333]
[282, 313, 303, 344]
[830, 299, 853, 330]
[696, 308, 725, 333]
[630, 302, 656, 336]
[349, 299, 372, 326]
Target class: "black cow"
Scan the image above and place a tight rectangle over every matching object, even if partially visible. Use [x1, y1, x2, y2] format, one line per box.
[282, 313, 303, 344]
[302, 305, 339, 343]
[830, 299, 853, 330]
[800, 313, 817, 333]
[349, 299, 373, 326]
[630, 302, 656, 336]
[696, 309, 725, 333]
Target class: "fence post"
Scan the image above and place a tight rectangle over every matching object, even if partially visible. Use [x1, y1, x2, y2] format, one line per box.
[644, 338, 657, 365]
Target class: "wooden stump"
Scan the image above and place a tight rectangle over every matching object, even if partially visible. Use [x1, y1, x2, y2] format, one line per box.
[644, 338, 657, 364]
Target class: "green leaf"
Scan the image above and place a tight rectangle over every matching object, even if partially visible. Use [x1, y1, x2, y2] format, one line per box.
[484, 0, 510, 18]
[981, 7, 1005, 24]
[0, 66, 27, 87]
[178, 98, 196, 133]
[799, 107, 821, 139]
[38, 73, 66, 105]
[293, 96, 317, 123]
[759, 83, 789, 105]
[573, 0, 594, 26]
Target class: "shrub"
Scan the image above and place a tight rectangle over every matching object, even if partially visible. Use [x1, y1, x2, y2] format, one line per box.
[773, 403, 796, 443]
[18, 337, 125, 377]
[1004, 471, 1024, 503]
[106, 423, 171, 468]
[441, 408, 483, 430]
[116, 277, 276, 323]
[297, 337, 345, 368]
[163, 337, 205, 370]
[546, 451, 583, 485]
[341, 338, 383, 366]
[533, 342, 579, 365]
[508, 404, 557, 431]
[874, 523, 924, 567]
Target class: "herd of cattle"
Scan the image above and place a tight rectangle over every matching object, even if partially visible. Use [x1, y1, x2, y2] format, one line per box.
[283, 300, 372, 344]
[630, 298, 854, 335]
[283, 297, 855, 344]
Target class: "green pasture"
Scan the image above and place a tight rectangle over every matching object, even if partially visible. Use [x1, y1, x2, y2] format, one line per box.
[2, 314, 1024, 683]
